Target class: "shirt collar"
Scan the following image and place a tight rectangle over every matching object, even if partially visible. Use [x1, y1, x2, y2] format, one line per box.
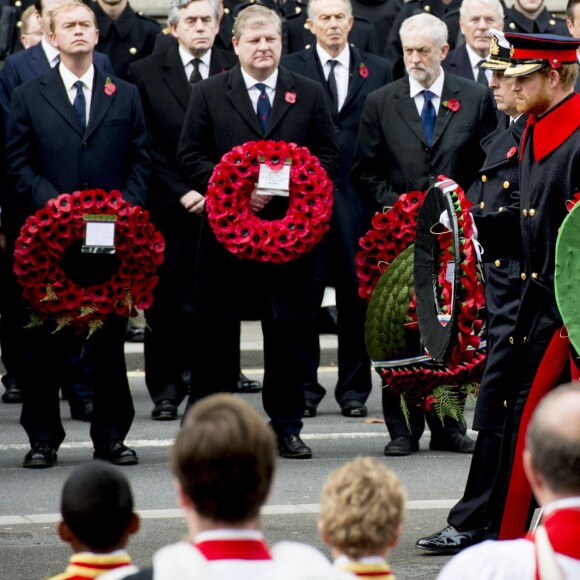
[41, 36, 60, 65]
[240, 67, 278, 91]
[409, 68, 445, 99]
[178, 45, 212, 68]
[315, 43, 350, 69]
[59, 62, 95, 91]
[465, 42, 488, 70]
[194, 529, 265, 543]
[543, 497, 580, 517]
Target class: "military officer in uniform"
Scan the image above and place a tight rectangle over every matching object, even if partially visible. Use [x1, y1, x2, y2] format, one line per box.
[91, 0, 160, 79]
[504, 0, 569, 36]
[566, 0, 580, 91]
[417, 30, 527, 554]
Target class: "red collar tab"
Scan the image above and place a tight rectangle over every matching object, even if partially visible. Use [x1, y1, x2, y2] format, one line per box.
[505, 32, 580, 67]
[521, 93, 580, 161]
[194, 538, 273, 561]
[510, 48, 577, 66]
[528, 507, 580, 560]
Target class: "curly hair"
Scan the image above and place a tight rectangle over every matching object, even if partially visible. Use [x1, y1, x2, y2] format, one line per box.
[320, 457, 406, 559]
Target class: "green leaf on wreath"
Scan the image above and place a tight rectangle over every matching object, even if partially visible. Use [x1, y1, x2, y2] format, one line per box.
[432, 385, 465, 426]
[53, 316, 73, 333]
[87, 319, 105, 339]
[120, 289, 133, 310]
[24, 313, 44, 329]
[365, 245, 415, 361]
[79, 306, 98, 318]
[399, 393, 411, 432]
[40, 284, 59, 303]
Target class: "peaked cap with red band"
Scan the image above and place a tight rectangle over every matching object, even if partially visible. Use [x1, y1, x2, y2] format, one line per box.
[504, 32, 580, 77]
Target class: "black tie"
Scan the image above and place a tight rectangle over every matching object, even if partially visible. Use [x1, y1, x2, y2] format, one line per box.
[73, 80, 86, 128]
[256, 83, 271, 133]
[477, 61, 488, 86]
[327, 60, 339, 113]
[421, 89, 436, 147]
[189, 58, 203, 84]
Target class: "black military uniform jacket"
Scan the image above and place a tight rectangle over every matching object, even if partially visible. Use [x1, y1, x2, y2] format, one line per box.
[469, 114, 526, 431]
[504, 6, 569, 36]
[477, 93, 580, 348]
[92, 0, 160, 79]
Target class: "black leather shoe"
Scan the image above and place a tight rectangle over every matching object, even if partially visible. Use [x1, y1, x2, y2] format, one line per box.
[70, 398, 93, 422]
[94, 441, 138, 465]
[278, 434, 312, 459]
[152, 399, 178, 421]
[2, 384, 23, 404]
[303, 401, 318, 418]
[236, 372, 262, 393]
[23, 442, 57, 468]
[416, 525, 485, 554]
[341, 400, 368, 418]
[430, 433, 476, 453]
[384, 436, 419, 456]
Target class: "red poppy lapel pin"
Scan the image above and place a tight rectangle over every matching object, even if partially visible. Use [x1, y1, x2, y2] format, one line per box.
[359, 63, 369, 78]
[285, 91, 297, 104]
[506, 146, 517, 159]
[104, 77, 117, 96]
[442, 98, 460, 112]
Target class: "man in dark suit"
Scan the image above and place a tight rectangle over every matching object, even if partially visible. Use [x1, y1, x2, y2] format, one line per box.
[443, 0, 504, 84]
[0, 0, 113, 419]
[0, 0, 114, 121]
[6, 0, 150, 468]
[282, 0, 392, 419]
[177, 5, 340, 459]
[127, 0, 238, 422]
[418, 30, 527, 554]
[352, 12, 497, 456]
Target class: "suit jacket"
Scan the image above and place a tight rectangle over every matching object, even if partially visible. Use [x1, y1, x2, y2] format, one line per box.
[504, 6, 569, 36]
[351, 72, 497, 211]
[443, 44, 477, 82]
[127, 44, 238, 210]
[6, 65, 149, 224]
[0, 42, 114, 122]
[176, 64, 340, 319]
[282, 45, 392, 281]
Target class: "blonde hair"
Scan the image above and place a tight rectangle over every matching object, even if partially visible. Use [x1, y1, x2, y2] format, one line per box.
[50, 0, 96, 33]
[233, 4, 282, 40]
[320, 457, 406, 559]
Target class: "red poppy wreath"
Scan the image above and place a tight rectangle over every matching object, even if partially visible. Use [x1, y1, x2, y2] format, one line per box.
[205, 140, 333, 263]
[13, 189, 164, 336]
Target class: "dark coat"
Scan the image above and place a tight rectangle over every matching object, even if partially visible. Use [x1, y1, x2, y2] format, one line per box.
[504, 6, 569, 36]
[6, 65, 149, 222]
[443, 44, 477, 82]
[282, 45, 392, 282]
[92, 0, 160, 80]
[469, 114, 526, 432]
[0, 42, 114, 122]
[176, 64, 340, 319]
[351, 72, 497, 211]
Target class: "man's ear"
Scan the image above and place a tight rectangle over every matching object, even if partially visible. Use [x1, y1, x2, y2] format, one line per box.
[440, 43, 450, 61]
[128, 513, 140, 535]
[57, 521, 74, 544]
[173, 477, 192, 510]
[318, 519, 330, 545]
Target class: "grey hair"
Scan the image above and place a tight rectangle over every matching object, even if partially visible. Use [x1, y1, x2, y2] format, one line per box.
[168, 0, 219, 27]
[459, 0, 504, 22]
[306, 0, 353, 20]
[399, 13, 449, 49]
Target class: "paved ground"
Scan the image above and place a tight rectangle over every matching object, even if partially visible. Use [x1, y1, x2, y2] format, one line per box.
[0, 323, 475, 579]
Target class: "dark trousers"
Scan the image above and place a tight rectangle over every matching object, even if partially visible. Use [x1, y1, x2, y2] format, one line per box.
[303, 281, 372, 406]
[381, 388, 467, 442]
[20, 316, 134, 449]
[186, 317, 306, 435]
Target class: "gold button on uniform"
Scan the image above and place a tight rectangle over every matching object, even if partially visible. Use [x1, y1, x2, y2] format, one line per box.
[480, 201, 485, 209]
[504, 400, 508, 408]
[509, 22, 516, 29]
[481, 175, 487, 182]
[424, 4, 431, 11]
[521, 273, 526, 280]
[295, 6, 301, 13]
[495, 259, 501, 267]
[532, 272, 538, 279]
[523, 209, 528, 217]
[529, 208, 536, 217]
[498, 206, 504, 212]
[129, 47, 137, 55]
[503, 181, 509, 189]
[549, 18, 556, 25]
[15, 0, 21, 6]
[509, 336, 514, 344]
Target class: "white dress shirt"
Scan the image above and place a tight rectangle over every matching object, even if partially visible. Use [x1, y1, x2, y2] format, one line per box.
[179, 45, 211, 81]
[409, 69, 445, 117]
[240, 67, 278, 114]
[466, 43, 491, 84]
[59, 63, 94, 125]
[41, 36, 60, 68]
[316, 43, 350, 112]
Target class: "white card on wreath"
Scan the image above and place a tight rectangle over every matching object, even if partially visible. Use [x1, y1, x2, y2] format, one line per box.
[257, 159, 291, 196]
